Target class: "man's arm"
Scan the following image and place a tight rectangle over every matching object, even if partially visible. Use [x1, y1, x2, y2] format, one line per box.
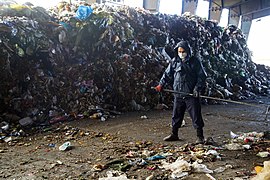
[195, 58, 207, 91]
[159, 61, 174, 87]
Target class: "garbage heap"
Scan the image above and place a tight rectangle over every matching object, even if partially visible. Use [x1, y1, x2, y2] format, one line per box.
[0, 2, 270, 125]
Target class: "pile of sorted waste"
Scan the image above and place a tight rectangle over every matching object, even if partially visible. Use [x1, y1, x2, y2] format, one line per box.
[0, 1, 270, 128]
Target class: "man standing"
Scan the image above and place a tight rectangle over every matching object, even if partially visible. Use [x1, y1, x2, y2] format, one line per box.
[155, 40, 207, 144]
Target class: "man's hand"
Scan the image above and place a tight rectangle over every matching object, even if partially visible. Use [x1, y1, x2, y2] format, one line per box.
[155, 85, 162, 92]
[193, 87, 200, 98]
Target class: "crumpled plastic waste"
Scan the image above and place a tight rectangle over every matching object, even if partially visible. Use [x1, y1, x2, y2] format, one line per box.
[59, 141, 71, 151]
[255, 165, 263, 175]
[146, 155, 165, 161]
[213, 166, 226, 173]
[192, 161, 213, 174]
[256, 151, 270, 158]
[19, 117, 33, 126]
[76, 5, 93, 20]
[224, 143, 245, 150]
[0, 121, 9, 131]
[205, 149, 222, 160]
[251, 161, 270, 180]
[229, 131, 264, 143]
[242, 144, 251, 149]
[161, 157, 213, 178]
[230, 131, 240, 139]
[98, 171, 131, 180]
[161, 158, 191, 179]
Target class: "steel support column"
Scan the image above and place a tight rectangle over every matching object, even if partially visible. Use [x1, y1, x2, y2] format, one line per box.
[241, 15, 252, 40]
[182, 0, 198, 15]
[208, 0, 222, 22]
[85, 0, 98, 3]
[143, 0, 160, 13]
[228, 6, 240, 26]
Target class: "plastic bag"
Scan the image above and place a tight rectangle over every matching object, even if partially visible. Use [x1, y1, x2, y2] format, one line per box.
[76, 5, 93, 20]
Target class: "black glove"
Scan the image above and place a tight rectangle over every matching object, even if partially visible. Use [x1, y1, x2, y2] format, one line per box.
[193, 87, 200, 98]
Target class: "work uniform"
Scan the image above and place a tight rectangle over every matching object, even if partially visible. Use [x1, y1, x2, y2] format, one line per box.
[159, 41, 207, 140]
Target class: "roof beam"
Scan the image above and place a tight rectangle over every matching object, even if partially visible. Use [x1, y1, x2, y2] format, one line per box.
[246, 7, 270, 19]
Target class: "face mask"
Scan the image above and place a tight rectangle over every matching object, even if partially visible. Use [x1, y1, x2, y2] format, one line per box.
[178, 52, 187, 59]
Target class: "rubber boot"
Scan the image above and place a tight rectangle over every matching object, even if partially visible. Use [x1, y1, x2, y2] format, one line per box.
[163, 134, 179, 141]
[196, 128, 205, 144]
[163, 128, 179, 141]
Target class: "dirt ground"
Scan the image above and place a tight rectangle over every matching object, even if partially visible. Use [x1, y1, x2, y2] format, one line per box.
[1, 97, 270, 180]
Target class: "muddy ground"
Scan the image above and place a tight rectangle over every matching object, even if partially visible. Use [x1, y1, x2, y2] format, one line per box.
[1, 96, 270, 180]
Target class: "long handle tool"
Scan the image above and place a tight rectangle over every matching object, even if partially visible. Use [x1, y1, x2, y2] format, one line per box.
[153, 88, 270, 121]
[151, 87, 266, 108]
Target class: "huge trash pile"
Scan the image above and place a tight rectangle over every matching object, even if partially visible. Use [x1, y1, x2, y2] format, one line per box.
[0, 1, 270, 126]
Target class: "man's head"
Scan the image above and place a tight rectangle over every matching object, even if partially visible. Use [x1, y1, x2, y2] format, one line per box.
[178, 47, 187, 59]
[174, 40, 191, 60]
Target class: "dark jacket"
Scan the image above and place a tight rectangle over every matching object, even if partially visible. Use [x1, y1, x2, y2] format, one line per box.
[159, 41, 207, 97]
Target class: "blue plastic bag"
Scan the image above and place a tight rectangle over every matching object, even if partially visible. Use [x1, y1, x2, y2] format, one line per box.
[76, 5, 93, 21]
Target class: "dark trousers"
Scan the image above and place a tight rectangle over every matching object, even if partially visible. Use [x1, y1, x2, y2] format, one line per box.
[171, 97, 204, 135]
